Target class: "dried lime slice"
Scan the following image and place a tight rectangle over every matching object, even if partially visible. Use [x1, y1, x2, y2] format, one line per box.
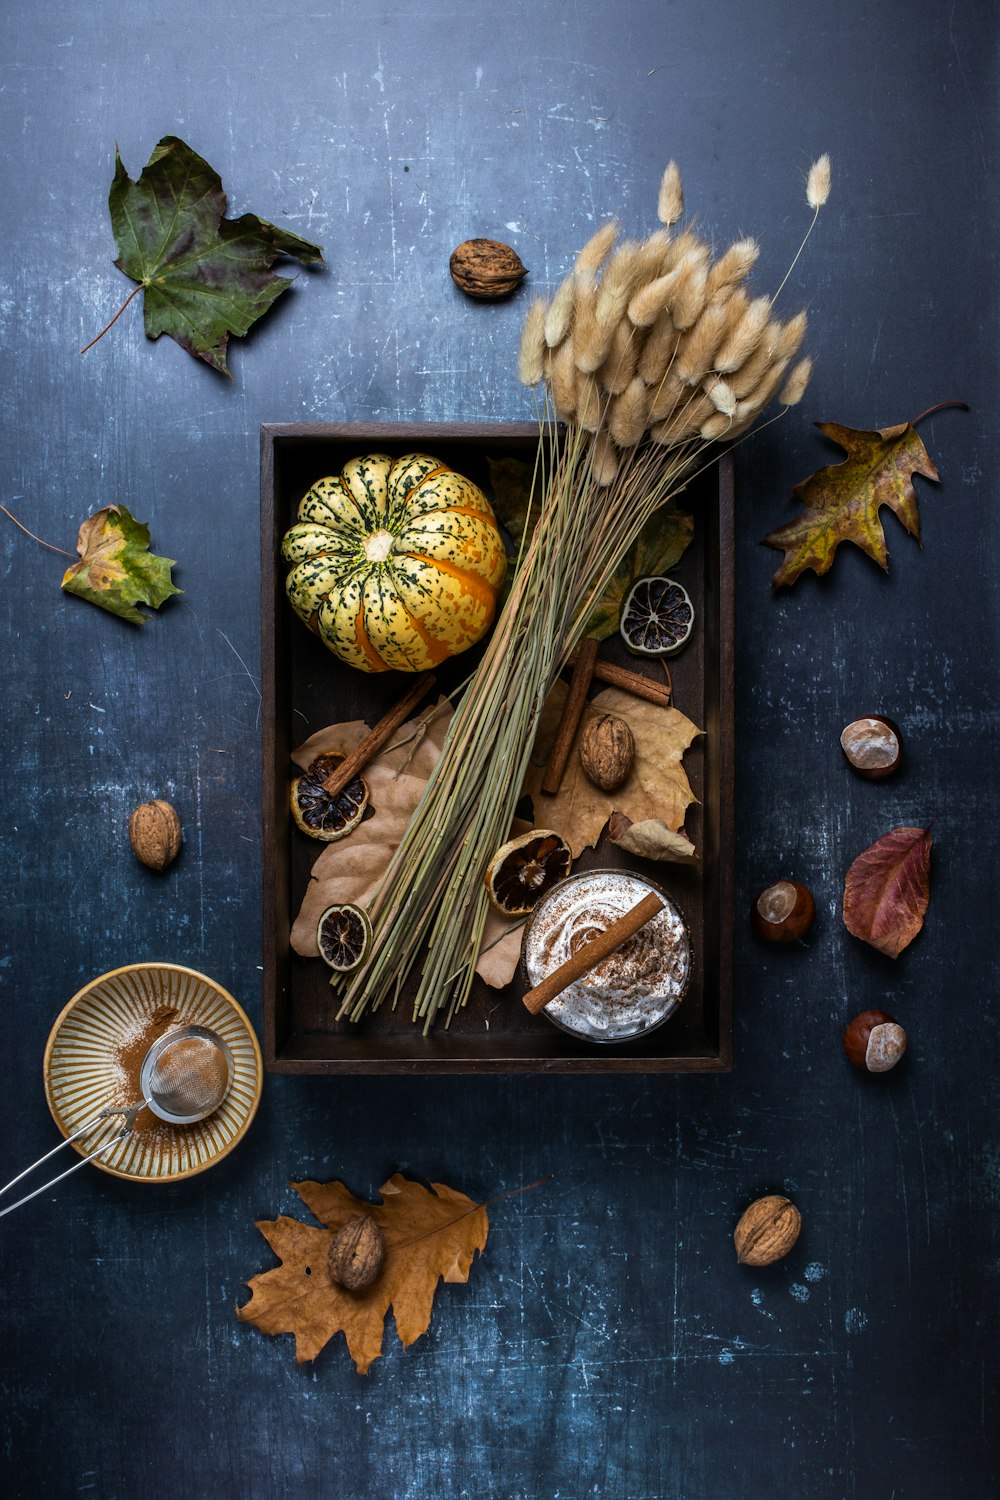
[485, 829, 572, 917]
[316, 903, 373, 972]
[290, 753, 369, 842]
[619, 576, 695, 657]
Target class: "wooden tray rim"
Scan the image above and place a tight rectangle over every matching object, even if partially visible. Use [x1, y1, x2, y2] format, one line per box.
[260, 421, 734, 1074]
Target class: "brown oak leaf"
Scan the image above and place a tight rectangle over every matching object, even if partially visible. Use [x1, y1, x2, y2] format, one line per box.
[237, 1173, 488, 1373]
[764, 418, 941, 588]
[843, 825, 932, 958]
[523, 683, 702, 858]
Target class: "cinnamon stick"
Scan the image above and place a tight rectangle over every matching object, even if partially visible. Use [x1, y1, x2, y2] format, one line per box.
[522, 890, 664, 1014]
[541, 636, 599, 794]
[321, 671, 436, 797]
[566, 649, 671, 707]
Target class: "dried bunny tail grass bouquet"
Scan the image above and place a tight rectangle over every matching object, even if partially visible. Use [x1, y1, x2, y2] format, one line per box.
[336, 156, 830, 1032]
[522, 152, 830, 479]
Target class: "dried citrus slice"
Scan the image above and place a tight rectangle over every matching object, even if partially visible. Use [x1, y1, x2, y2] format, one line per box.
[316, 903, 373, 972]
[619, 576, 695, 657]
[485, 829, 572, 917]
[290, 753, 369, 842]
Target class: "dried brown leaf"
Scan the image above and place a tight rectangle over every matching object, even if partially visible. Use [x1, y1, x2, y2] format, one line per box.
[237, 1172, 488, 1373]
[523, 684, 702, 858]
[608, 815, 698, 864]
[476, 909, 527, 990]
[289, 702, 453, 956]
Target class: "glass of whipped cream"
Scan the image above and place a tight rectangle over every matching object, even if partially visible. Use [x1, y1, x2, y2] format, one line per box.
[521, 869, 692, 1043]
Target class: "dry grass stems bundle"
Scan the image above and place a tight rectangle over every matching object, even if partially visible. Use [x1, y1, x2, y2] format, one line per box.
[334, 156, 830, 1032]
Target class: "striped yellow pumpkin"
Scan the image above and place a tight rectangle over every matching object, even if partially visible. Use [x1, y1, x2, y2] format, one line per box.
[282, 453, 507, 673]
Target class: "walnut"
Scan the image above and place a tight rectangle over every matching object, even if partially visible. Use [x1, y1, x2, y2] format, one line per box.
[328, 1214, 386, 1293]
[128, 799, 182, 871]
[449, 239, 528, 300]
[579, 713, 635, 792]
[733, 1195, 802, 1267]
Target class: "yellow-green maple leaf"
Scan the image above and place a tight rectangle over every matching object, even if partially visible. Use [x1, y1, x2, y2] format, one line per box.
[764, 419, 941, 588]
[61, 504, 181, 623]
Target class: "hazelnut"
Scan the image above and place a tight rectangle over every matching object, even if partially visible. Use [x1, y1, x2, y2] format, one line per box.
[449, 239, 528, 300]
[840, 716, 903, 779]
[579, 713, 635, 792]
[843, 1009, 907, 1073]
[750, 881, 815, 942]
[734, 1195, 802, 1267]
[128, 799, 182, 871]
[327, 1214, 385, 1293]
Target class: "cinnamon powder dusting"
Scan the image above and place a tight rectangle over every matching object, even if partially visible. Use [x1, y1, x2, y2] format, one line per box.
[105, 1006, 202, 1144]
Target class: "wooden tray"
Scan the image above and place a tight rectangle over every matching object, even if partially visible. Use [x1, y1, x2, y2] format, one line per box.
[261, 422, 734, 1073]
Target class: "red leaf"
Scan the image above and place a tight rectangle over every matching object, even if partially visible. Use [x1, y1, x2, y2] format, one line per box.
[843, 826, 932, 958]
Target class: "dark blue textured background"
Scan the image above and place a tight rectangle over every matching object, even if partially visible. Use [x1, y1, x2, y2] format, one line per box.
[0, 2, 996, 1496]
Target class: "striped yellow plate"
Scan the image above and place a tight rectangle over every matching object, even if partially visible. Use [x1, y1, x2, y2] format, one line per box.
[44, 963, 263, 1183]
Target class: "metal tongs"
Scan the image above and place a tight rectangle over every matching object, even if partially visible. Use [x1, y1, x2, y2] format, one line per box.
[0, 1102, 150, 1219]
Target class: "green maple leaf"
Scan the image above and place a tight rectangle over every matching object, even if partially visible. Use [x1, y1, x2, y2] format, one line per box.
[62, 505, 182, 624]
[89, 135, 324, 377]
[763, 417, 943, 589]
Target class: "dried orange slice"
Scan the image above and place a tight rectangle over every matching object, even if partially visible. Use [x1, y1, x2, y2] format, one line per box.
[619, 576, 694, 657]
[316, 903, 373, 972]
[485, 829, 572, 917]
[291, 753, 369, 842]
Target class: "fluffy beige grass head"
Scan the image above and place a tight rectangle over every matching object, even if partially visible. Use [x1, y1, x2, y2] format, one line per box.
[671, 261, 708, 330]
[518, 299, 547, 386]
[779, 356, 813, 406]
[806, 154, 831, 209]
[638, 312, 680, 388]
[598, 319, 640, 395]
[551, 338, 578, 418]
[657, 161, 684, 226]
[591, 429, 620, 486]
[714, 295, 770, 374]
[627, 273, 676, 330]
[575, 221, 619, 275]
[544, 274, 576, 348]
[706, 238, 759, 298]
[675, 301, 730, 385]
[609, 377, 652, 447]
[595, 242, 645, 328]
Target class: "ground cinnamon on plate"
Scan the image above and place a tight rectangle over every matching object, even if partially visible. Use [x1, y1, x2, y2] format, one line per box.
[104, 1006, 204, 1143]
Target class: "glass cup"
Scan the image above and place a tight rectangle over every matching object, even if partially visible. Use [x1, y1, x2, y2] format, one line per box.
[522, 869, 692, 1043]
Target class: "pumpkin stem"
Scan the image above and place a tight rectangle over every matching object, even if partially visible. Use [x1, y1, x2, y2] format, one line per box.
[363, 530, 394, 563]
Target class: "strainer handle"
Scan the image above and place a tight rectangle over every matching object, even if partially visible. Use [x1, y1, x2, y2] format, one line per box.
[0, 1102, 146, 1220]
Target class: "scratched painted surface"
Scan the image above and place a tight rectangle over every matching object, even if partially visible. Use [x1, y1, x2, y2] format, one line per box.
[0, 0, 997, 1495]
